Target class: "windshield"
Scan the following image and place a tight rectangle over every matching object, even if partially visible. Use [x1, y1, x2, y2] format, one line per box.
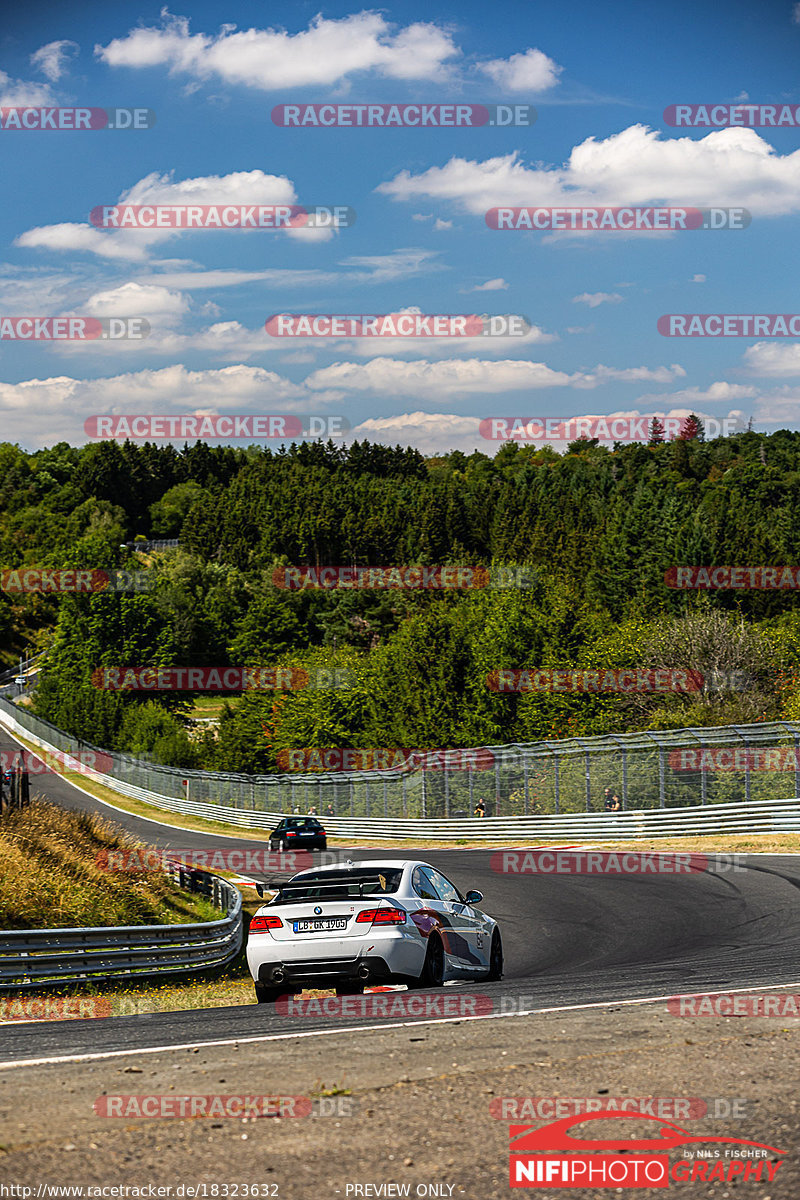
[271, 867, 403, 903]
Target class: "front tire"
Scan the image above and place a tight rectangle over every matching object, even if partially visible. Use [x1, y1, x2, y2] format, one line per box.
[486, 929, 503, 981]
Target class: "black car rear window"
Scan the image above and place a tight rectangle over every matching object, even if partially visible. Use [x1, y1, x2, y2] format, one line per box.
[272, 868, 403, 903]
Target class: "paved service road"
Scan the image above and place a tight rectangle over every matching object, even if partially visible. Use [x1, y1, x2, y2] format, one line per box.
[2, 728, 800, 1066]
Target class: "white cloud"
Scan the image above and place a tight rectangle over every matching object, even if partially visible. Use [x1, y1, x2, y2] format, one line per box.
[691, 273, 706, 282]
[378, 125, 800, 221]
[31, 40, 79, 82]
[636, 381, 757, 406]
[793, 4, 800, 24]
[127, 249, 440, 292]
[0, 364, 347, 448]
[575, 364, 686, 387]
[14, 168, 330, 262]
[743, 341, 800, 377]
[95, 11, 460, 88]
[328, 319, 557, 359]
[412, 213, 433, 222]
[350, 411, 482, 455]
[15, 223, 152, 263]
[572, 292, 623, 307]
[477, 47, 562, 92]
[465, 278, 508, 292]
[305, 357, 578, 401]
[433, 218, 453, 231]
[83, 281, 189, 323]
[0, 68, 56, 107]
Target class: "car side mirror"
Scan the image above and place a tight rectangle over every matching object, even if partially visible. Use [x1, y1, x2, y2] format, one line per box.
[465, 889, 483, 905]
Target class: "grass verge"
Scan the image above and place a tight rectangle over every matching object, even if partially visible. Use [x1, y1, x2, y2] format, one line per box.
[0, 798, 223, 929]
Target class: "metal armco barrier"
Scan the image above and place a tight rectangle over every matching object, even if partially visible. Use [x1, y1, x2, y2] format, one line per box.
[1, 696, 799, 838]
[0, 863, 242, 990]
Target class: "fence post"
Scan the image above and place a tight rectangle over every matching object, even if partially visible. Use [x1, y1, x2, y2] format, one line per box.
[444, 767, 450, 819]
[523, 757, 529, 816]
[585, 750, 591, 812]
[795, 733, 800, 799]
[495, 756, 501, 817]
[743, 736, 751, 803]
[383, 778, 388, 818]
[553, 753, 560, 815]
[659, 747, 665, 808]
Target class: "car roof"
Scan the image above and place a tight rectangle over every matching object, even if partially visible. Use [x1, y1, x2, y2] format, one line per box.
[290, 859, 430, 878]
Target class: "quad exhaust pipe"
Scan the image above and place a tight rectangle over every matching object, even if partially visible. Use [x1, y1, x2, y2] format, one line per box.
[271, 967, 286, 984]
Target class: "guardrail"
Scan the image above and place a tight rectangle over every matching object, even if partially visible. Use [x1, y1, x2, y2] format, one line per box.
[0, 862, 243, 991]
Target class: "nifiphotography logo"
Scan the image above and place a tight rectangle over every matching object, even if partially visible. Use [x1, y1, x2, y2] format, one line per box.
[508, 1111, 785, 1188]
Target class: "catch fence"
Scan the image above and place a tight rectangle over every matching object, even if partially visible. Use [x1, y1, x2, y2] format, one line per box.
[1, 696, 800, 828]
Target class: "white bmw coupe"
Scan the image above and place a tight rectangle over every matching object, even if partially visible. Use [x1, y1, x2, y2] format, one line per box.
[246, 858, 503, 1003]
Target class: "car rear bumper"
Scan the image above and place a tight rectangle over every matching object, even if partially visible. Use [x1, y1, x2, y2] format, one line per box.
[247, 931, 424, 985]
[254, 954, 397, 986]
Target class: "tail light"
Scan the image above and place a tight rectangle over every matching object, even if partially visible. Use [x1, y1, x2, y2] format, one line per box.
[356, 908, 406, 925]
[250, 913, 283, 932]
[285, 830, 297, 837]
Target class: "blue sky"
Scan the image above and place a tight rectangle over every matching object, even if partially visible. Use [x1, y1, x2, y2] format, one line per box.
[1, 0, 799, 454]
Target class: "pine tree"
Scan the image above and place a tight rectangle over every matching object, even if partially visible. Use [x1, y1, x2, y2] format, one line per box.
[679, 414, 704, 441]
[648, 417, 665, 445]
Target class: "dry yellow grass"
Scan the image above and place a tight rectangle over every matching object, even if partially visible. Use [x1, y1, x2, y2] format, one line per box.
[0, 799, 223, 929]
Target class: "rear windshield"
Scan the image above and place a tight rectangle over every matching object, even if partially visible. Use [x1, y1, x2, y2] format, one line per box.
[280, 819, 322, 829]
[272, 868, 403, 903]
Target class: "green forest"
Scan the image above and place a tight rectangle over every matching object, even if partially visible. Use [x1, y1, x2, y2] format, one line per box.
[3, 427, 800, 774]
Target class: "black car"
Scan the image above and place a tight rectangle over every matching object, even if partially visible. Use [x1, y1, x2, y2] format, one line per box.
[269, 816, 327, 851]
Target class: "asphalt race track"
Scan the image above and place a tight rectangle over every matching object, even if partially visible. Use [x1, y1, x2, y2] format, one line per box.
[3, 728, 800, 1067]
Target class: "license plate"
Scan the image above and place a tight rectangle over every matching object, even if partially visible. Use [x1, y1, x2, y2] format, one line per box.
[293, 917, 348, 933]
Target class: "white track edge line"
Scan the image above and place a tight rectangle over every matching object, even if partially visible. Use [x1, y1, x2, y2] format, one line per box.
[3, 978, 800, 1072]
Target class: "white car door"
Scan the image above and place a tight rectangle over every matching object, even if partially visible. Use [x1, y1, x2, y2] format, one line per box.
[424, 867, 488, 974]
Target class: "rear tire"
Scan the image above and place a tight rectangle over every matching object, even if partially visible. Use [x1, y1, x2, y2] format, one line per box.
[486, 929, 503, 981]
[254, 983, 286, 1004]
[416, 934, 445, 988]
